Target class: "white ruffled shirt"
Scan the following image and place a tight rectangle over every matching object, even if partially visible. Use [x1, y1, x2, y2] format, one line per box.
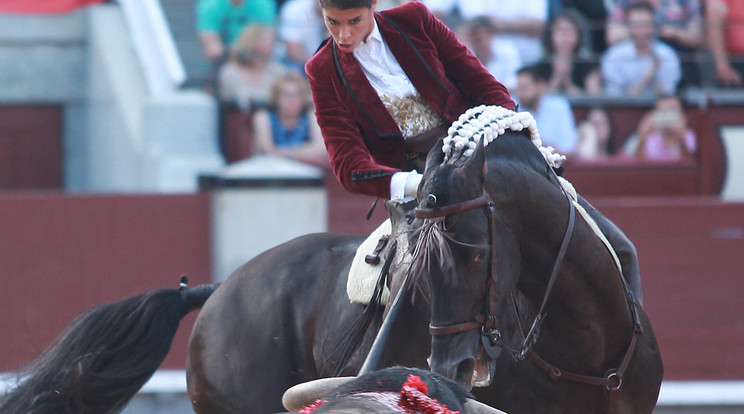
[354, 21, 417, 99]
[353, 21, 424, 202]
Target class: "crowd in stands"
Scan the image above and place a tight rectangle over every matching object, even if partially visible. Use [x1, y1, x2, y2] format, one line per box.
[194, 0, 742, 165]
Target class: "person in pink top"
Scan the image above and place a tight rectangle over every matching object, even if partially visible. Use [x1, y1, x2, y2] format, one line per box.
[635, 94, 697, 161]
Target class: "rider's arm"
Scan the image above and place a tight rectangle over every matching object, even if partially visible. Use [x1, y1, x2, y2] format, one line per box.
[307, 52, 400, 200]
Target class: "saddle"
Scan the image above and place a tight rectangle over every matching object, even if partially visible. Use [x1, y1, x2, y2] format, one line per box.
[347, 219, 393, 305]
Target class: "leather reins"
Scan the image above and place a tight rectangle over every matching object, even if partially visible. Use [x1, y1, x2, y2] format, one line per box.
[413, 179, 646, 402]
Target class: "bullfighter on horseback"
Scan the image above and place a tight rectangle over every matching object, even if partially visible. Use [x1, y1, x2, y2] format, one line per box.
[305, 0, 643, 303]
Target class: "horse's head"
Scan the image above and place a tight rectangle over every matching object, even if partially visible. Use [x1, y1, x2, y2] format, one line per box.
[407, 106, 576, 391]
[409, 138, 508, 390]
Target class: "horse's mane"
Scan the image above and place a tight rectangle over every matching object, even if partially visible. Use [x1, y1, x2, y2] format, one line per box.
[485, 130, 558, 183]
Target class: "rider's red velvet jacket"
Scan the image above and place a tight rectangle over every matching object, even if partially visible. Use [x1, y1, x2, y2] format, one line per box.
[306, 1, 515, 199]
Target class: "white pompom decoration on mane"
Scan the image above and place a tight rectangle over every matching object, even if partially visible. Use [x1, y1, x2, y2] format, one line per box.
[442, 105, 566, 168]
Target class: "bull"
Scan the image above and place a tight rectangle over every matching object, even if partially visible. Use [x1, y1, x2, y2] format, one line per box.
[281, 367, 507, 413]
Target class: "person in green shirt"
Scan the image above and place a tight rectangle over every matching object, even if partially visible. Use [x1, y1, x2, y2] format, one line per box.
[196, 0, 278, 65]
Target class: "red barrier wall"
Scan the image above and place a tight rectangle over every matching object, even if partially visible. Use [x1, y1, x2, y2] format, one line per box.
[0, 106, 63, 189]
[1, 190, 741, 381]
[0, 193, 211, 371]
[592, 197, 744, 380]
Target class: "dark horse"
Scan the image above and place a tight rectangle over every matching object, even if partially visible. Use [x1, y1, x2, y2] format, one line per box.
[2, 134, 661, 414]
[186, 200, 433, 413]
[187, 132, 662, 413]
[409, 133, 663, 413]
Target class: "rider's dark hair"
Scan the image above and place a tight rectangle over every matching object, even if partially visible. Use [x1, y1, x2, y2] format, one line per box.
[318, 0, 373, 9]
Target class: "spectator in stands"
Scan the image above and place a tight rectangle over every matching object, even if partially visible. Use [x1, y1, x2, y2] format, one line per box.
[606, 0, 703, 87]
[422, 0, 549, 65]
[514, 65, 578, 154]
[575, 107, 616, 160]
[218, 24, 287, 109]
[536, 10, 601, 96]
[706, 0, 744, 87]
[601, 2, 681, 97]
[625, 94, 697, 160]
[196, 0, 277, 91]
[252, 72, 329, 167]
[553, 0, 609, 55]
[460, 16, 522, 90]
[278, 0, 327, 72]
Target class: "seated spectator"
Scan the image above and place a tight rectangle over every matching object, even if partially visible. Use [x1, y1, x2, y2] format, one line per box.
[514, 66, 578, 154]
[606, 0, 703, 87]
[575, 107, 616, 160]
[555, 0, 610, 54]
[422, 0, 549, 65]
[460, 16, 522, 90]
[624, 94, 697, 161]
[706, 0, 744, 87]
[252, 72, 328, 168]
[218, 24, 287, 110]
[536, 10, 601, 96]
[601, 2, 681, 97]
[196, 0, 277, 91]
[277, 0, 327, 72]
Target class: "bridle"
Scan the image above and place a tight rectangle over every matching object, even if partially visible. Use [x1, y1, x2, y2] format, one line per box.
[414, 192, 503, 339]
[414, 189, 558, 359]
[413, 178, 646, 400]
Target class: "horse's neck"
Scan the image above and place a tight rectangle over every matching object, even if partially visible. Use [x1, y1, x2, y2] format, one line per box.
[515, 239, 634, 369]
[499, 170, 632, 364]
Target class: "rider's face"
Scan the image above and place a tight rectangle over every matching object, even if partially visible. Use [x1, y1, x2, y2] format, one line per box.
[321, 0, 377, 53]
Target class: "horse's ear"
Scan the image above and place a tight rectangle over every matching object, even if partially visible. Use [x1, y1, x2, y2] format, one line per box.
[462, 136, 487, 186]
[424, 137, 446, 174]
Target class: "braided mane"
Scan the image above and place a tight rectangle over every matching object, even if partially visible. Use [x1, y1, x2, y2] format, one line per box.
[441, 105, 565, 168]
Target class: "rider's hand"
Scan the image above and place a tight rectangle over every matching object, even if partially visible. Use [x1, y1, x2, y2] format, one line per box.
[390, 171, 423, 203]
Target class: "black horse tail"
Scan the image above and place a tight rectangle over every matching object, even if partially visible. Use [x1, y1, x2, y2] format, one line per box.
[0, 275, 219, 414]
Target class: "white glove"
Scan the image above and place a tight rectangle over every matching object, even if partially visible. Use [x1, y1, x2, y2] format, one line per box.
[390, 170, 423, 203]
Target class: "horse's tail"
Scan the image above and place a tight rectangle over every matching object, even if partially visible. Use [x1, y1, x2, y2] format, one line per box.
[0, 275, 219, 414]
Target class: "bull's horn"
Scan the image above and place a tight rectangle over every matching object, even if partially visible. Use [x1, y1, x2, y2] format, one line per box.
[282, 376, 356, 412]
[464, 398, 509, 414]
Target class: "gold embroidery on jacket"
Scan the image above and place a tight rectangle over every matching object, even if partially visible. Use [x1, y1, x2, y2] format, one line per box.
[375, 90, 443, 138]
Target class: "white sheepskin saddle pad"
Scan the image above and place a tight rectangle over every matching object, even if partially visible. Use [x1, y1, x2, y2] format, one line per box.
[347, 219, 392, 305]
